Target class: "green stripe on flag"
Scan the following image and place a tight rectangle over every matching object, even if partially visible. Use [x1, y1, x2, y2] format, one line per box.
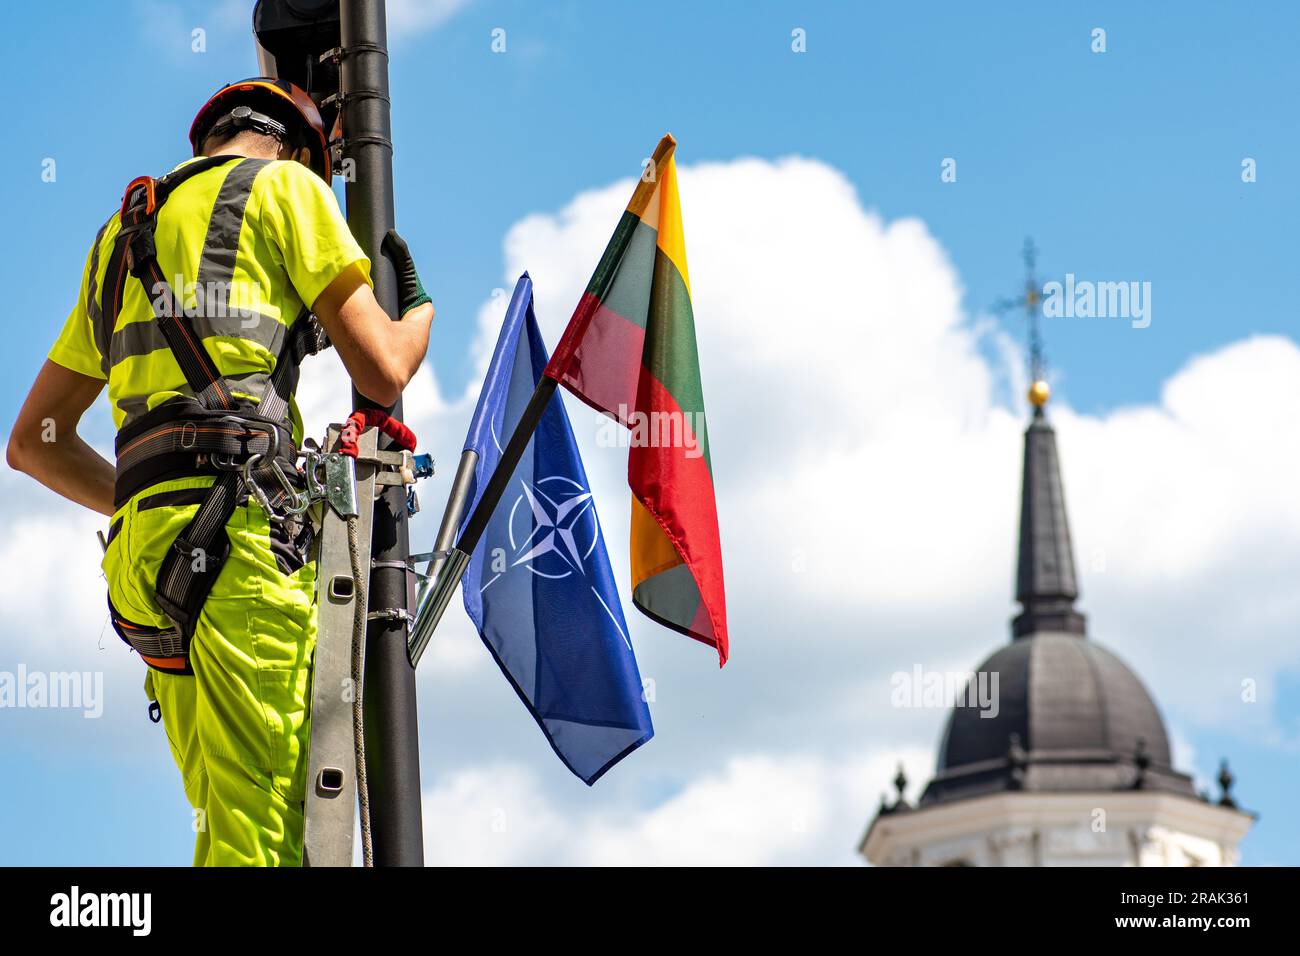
[643, 248, 712, 473]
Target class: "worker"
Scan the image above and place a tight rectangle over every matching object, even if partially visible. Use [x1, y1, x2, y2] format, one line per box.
[5, 78, 434, 866]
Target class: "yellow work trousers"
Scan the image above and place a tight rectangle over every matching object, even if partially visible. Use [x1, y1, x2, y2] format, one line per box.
[104, 476, 318, 866]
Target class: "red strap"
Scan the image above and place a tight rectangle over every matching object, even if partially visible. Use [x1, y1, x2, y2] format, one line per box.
[338, 409, 417, 459]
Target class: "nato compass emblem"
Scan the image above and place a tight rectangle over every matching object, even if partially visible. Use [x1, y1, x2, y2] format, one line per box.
[506, 475, 599, 579]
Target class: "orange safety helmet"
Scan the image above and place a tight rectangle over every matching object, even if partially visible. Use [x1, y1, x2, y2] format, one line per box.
[189, 78, 330, 184]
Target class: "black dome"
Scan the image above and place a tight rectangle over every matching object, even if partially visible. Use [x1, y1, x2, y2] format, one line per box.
[921, 633, 1196, 805]
[898, 403, 1202, 810]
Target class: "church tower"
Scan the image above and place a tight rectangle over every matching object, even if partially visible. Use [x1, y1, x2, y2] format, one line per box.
[859, 244, 1255, 867]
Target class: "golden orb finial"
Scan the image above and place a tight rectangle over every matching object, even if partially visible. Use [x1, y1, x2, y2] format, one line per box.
[1028, 379, 1051, 408]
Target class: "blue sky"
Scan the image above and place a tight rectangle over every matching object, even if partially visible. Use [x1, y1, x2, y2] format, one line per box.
[1, 1, 1297, 865]
[8, 1, 1298, 414]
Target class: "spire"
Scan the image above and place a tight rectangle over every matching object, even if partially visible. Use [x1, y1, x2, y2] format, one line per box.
[998, 239, 1086, 639]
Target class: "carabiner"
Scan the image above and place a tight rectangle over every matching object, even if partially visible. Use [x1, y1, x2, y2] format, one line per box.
[241, 452, 276, 514]
[270, 458, 313, 516]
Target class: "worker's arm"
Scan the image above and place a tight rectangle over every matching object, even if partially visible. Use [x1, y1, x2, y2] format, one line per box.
[312, 265, 433, 407]
[311, 232, 434, 407]
[7, 360, 115, 517]
[259, 164, 433, 406]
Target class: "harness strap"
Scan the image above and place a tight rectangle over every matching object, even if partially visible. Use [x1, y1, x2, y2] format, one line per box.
[100, 156, 235, 379]
[261, 307, 329, 425]
[113, 419, 294, 510]
[151, 470, 240, 641]
[112, 395, 302, 508]
[102, 159, 332, 670]
[129, 252, 236, 410]
[108, 595, 190, 675]
[149, 315, 327, 643]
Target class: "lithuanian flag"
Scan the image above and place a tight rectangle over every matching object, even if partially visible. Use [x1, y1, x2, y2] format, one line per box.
[544, 135, 729, 666]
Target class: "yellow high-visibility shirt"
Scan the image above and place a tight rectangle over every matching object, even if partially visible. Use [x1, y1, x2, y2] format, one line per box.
[48, 157, 370, 440]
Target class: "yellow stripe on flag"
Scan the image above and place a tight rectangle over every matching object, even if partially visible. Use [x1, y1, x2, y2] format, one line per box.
[630, 494, 683, 587]
[654, 155, 691, 297]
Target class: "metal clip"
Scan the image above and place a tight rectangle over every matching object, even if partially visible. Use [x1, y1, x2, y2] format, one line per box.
[305, 451, 358, 519]
[242, 453, 311, 519]
[367, 607, 413, 626]
[211, 417, 280, 472]
[241, 453, 275, 513]
[273, 459, 313, 516]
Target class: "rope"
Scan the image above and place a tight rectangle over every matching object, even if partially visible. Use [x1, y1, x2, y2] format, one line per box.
[348, 513, 374, 867]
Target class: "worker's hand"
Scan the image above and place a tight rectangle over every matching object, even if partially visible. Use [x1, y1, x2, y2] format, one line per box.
[382, 229, 432, 317]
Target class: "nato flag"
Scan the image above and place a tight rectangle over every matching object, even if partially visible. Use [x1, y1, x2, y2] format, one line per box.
[460, 274, 654, 784]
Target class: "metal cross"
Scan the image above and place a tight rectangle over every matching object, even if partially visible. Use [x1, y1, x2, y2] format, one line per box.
[993, 237, 1045, 384]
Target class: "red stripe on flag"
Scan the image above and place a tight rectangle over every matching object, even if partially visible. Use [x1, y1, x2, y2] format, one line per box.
[548, 296, 648, 423]
[629, 372, 728, 665]
[544, 292, 601, 383]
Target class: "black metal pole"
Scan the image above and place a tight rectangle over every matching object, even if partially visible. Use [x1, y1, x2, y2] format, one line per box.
[338, 0, 424, 866]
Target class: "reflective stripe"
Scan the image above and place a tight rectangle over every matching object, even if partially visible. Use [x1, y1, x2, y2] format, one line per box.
[197, 159, 270, 291]
[116, 370, 273, 425]
[86, 219, 113, 378]
[109, 158, 282, 428]
[109, 309, 286, 367]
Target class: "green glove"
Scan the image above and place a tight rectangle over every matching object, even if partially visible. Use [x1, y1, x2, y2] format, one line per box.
[382, 228, 432, 316]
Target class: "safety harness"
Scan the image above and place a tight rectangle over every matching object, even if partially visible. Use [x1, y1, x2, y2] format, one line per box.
[103, 157, 329, 675]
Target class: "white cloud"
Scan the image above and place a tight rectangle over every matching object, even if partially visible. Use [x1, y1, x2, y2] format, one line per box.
[423, 748, 931, 866]
[387, 0, 471, 37]
[0, 491, 114, 660]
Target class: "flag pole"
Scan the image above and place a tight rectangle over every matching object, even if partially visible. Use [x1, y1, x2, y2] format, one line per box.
[408, 447, 477, 667]
[419, 449, 479, 598]
[338, 0, 424, 866]
[408, 376, 558, 656]
[407, 133, 677, 661]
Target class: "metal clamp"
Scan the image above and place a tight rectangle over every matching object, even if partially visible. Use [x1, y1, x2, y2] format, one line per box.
[409, 550, 451, 564]
[329, 133, 395, 161]
[304, 451, 359, 519]
[321, 90, 392, 110]
[372, 558, 432, 584]
[367, 607, 413, 626]
[318, 43, 389, 65]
